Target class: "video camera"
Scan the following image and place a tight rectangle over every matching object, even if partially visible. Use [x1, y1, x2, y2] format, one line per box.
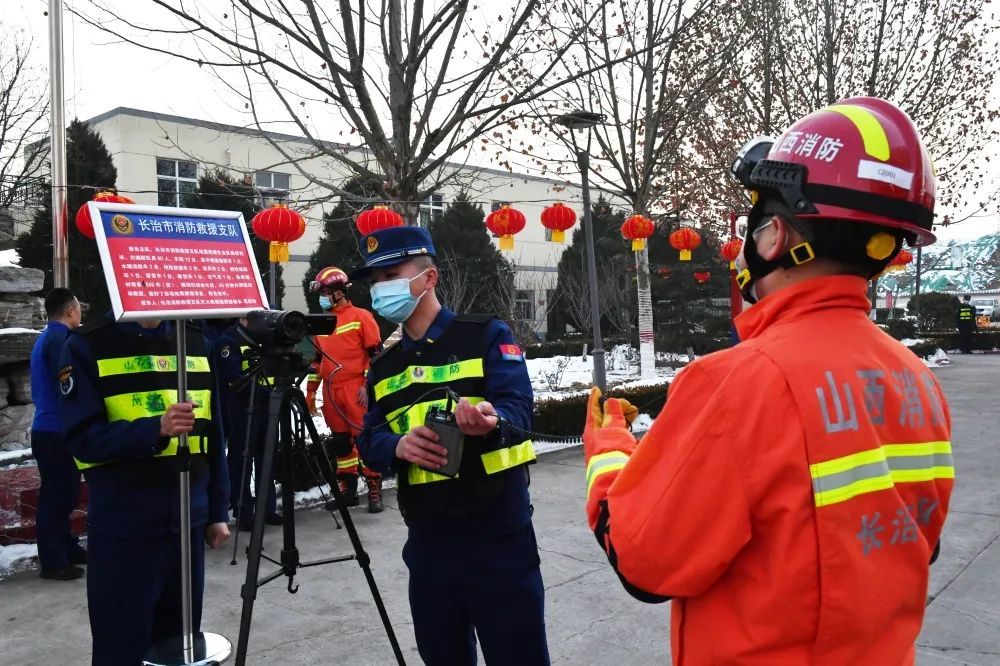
[232, 310, 336, 391]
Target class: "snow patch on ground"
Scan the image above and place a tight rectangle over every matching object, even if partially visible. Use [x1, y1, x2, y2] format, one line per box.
[528, 346, 676, 401]
[0, 448, 32, 463]
[901, 338, 928, 346]
[0, 327, 38, 336]
[923, 349, 950, 368]
[0, 543, 38, 578]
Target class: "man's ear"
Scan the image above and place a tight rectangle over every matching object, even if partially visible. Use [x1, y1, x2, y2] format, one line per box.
[757, 215, 791, 262]
[425, 265, 439, 290]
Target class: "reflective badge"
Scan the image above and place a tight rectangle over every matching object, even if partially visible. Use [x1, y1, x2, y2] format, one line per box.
[367, 236, 379, 253]
[58, 366, 75, 396]
[500, 344, 523, 362]
[221, 346, 230, 359]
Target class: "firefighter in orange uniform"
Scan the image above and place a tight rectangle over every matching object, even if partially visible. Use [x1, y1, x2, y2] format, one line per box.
[306, 266, 385, 512]
[583, 97, 954, 665]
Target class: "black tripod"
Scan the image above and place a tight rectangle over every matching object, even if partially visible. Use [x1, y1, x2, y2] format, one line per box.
[234, 368, 405, 665]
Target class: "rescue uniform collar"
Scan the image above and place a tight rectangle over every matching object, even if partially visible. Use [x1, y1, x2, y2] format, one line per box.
[401, 307, 456, 351]
[735, 274, 870, 341]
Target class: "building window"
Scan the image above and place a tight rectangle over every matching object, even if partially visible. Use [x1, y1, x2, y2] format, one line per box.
[156, 158, 198, 207]
[514, 289, 535, 321]
[419, 193, 445, 227]
[255, 171, 290, 204]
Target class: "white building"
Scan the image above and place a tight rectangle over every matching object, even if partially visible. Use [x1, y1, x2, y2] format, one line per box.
[83, 107, 602, 338]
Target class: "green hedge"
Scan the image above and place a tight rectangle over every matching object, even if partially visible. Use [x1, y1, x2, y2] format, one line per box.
[526, 334, 632, 359]
[533, 382, 670, 438]
[918, 329, 1000, 352]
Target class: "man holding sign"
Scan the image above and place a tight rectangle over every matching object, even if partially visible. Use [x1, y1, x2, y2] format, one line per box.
[58, 317, 230, 665]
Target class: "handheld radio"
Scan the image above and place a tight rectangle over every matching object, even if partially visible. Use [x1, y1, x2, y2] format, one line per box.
[421, 388, 465, 478]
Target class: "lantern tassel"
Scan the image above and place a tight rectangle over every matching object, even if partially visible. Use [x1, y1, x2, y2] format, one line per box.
[680, 249, 692, 261]
[500, 235, 514, 251]
[269, 241, 290, 263]
[552, 229, 565, 243]
[631, 238, 646, 252]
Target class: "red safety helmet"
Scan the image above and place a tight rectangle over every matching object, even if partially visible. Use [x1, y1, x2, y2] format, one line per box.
[733, 97, 936, 246]
[309, 266, 350, 293]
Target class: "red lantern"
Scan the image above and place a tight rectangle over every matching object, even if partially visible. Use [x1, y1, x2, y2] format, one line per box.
[885, 248, 913, 273]
[356, 205, 404, 235]
[694, 271, 712, 284]
[251, 203, 306, 263]
[620, 214, 655, 252]
[669, 227, 702, 261]
[486, 204, 526, 251]
[720, 238, 743, 269]
[74, 191, 135, 239]
[540, 203, 576, 243]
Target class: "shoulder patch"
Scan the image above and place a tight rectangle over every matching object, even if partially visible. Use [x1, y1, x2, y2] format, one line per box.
[58, 365, 75, 396]
[499, 344, 524, 362]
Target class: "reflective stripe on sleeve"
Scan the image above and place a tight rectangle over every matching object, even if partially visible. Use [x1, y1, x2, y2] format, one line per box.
[481, 440, 536, 475]
[586, 451, 630, 496]
[336, 321, 362, 335]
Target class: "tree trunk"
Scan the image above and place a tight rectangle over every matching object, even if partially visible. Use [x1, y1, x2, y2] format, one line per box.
[635, 246, 655, 378]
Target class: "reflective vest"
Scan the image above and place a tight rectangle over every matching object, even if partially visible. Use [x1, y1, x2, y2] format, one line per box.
[958, 305, 975, 323]
[367, 315, 535, 518]
[74, 322, 213, 471]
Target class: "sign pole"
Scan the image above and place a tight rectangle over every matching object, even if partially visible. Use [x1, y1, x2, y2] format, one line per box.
[175, 320, 195, 663]
[48, 0, 69, 287]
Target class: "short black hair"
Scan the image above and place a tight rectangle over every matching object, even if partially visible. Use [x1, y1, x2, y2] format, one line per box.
[44, 288, 77, 318]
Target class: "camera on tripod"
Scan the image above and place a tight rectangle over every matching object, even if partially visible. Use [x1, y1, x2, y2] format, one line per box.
[234, 310, 337, 388]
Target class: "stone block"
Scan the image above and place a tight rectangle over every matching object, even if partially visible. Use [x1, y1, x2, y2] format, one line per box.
[0, 294, 45, 329]
[0, 265, 45, 294]
[0, 378, 9, 410]
[0, 330, 40, 366]
[7, 363, 30, 404]
[0, 404, 33, 449]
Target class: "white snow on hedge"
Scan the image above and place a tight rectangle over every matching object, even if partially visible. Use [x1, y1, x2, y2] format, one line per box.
[0, 543, 38, 578]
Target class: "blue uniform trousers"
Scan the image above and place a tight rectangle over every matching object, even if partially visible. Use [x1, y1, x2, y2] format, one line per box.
[87, 528, 206, 666]
[30, 430, 82, 571]
[403, 524, 549, 666]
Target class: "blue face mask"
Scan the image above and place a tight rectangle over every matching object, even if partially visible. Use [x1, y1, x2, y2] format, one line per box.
[318, 295, 333, 311]
[370, 269, 429, 324]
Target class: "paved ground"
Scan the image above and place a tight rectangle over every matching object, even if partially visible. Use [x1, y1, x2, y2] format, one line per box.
[1, 355, 998, 665]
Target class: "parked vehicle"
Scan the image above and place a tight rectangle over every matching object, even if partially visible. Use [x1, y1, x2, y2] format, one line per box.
[971, 297, 1000, 321]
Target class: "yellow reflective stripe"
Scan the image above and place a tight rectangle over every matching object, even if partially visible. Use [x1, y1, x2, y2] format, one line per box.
[374, 358, 485, 401]
[827, 104, 891, 161]
[408, 465, 455, 485]
[75, 435, 207, 470]
[385, 397, 484, 435]
[103, 389, 212, 422]
[586, 451, 630, 495]
[811, 441, 954, 507]
[336, 321, 362, 334]
[481, 440, 536, 475]
[97, 355, 210, 377]
[337, 457, 360, 469]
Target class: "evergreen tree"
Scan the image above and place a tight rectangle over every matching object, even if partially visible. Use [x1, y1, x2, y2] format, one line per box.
[15, 119, 117, 319]
[183, 169, 283, 305]
[429, 193, 514, 316]
[304, 175, 397, 337]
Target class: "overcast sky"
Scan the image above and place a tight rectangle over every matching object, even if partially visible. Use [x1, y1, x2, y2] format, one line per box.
[5, 0, 999, 244]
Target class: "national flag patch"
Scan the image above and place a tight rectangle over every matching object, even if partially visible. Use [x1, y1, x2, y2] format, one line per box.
[499, 344, 524, 362]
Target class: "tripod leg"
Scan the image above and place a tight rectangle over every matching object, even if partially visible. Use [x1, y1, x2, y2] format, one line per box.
[234, 389, 284, 666]
[278, 411, 300, 593]
[231, 380, 258, 565]
[295, 393, 407, 666]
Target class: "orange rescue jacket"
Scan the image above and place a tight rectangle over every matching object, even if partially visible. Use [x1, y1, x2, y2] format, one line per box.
[307, 302, 382, 389]
[583, 275, 954, 665]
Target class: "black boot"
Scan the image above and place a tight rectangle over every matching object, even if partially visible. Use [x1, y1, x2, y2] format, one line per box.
[366, 476, 384, 514]
[325, 475, 359, 511]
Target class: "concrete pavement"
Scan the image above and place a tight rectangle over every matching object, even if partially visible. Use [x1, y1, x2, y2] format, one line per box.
[1, 355, 997, 664]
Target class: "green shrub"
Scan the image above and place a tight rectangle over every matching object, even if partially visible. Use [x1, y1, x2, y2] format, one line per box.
[885, 318, 918, 341]
[533, 382, 670, 438]
[907, 292, 960, 331]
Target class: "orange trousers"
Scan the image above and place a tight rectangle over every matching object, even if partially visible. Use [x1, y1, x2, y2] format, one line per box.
[320, 376, 379, 479]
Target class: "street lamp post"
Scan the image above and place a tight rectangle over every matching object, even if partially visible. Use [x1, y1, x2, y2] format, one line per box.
[555, 111, 607, 392]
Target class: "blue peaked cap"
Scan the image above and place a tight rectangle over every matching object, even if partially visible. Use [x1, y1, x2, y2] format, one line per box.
[349, 226, 437, 281]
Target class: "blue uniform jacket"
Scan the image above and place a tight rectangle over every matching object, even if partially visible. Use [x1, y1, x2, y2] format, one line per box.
[58, 319, 229, 537]
[213, 325, 270, 448]
[30, 321, 71, 433]
[358, 308, 535, 537]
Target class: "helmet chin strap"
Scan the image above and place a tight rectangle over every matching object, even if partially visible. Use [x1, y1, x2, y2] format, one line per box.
[735, 199, 818, 304]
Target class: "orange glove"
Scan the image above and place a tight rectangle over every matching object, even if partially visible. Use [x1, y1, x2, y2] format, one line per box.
[306, 391, 317, 415]
[583, 387, 637, 530]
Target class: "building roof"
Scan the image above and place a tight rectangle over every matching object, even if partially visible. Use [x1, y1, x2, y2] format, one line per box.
[84, 106, 599, 192]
